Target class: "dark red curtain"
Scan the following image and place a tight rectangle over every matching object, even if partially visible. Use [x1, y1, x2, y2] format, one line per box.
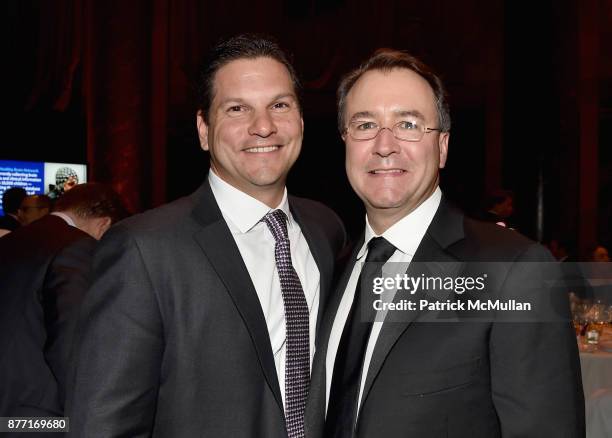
[23, 0, 505, 215]
[19, 0, 611, 252]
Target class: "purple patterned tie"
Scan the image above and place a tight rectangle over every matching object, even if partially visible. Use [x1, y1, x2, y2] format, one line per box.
[263, 209, 309, 438]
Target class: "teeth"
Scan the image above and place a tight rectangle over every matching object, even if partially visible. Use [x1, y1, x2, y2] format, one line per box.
[372, 169, 403, 174]
[245, 146, 279, 153]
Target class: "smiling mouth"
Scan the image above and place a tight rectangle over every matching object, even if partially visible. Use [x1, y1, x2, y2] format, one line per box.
[243, 145, 281, 153]
[369, 169, 405, 174]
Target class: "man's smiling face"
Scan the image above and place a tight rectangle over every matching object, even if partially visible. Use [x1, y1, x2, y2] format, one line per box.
[343, 68, 449, 221]
[197, 57, 303, 200]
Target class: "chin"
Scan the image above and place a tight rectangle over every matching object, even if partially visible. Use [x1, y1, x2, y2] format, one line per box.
[247, 169, 287, 188]
[361, 189, 409, 210]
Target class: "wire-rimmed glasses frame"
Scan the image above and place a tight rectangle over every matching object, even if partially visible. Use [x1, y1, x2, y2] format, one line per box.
[343, 120, 442, 142]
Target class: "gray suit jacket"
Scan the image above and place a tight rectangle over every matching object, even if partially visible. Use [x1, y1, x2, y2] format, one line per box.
[68, 181, 347, 437]
[309, 198, 584, 438]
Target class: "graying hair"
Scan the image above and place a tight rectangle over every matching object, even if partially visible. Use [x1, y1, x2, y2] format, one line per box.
[337, 49, 451, 133]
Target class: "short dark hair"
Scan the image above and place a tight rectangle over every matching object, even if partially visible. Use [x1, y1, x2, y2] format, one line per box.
[195, 34, 302, 122]
[484, 189, 514, 209]
[337, 49, 451, 133]
[20, 194, 51, 210]
[54, 183, 127, 225]
[2, 187, 27, 214]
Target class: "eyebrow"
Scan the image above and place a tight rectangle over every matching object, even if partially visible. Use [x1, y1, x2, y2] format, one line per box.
[271, 93, 298, 102]
[349, 109, 426, 122]
[349, 111, 376, 122]
[217, 93, 298, 107]
[393, 109, 426, 120]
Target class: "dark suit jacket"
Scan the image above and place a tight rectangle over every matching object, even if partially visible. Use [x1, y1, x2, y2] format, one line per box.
[69, 181, 347, 437]
[310, 198, 584, 438]
[0, 214, 21, 232]
[0, 215, 95, 422]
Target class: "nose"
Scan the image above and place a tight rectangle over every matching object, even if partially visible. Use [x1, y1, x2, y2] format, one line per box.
[248, 110, 277, 137]
[372, 126, 400, 157]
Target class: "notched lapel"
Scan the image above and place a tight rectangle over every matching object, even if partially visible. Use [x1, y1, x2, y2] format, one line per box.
[191, 182, 284, 414]
[289, 199, 335, 337]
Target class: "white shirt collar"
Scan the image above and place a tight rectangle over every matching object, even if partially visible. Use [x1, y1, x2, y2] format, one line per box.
[208, 170, 292, 233]
[357, 186, 442, 259]
[51, 211, 77, 227]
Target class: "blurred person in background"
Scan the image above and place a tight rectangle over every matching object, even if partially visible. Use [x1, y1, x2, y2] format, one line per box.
[591, 244, 610, 263]
[17, 194, 51, 226]
[0, 183, 127, 427]
[477, 189, 516, 229]
[0, 186, 27, 237]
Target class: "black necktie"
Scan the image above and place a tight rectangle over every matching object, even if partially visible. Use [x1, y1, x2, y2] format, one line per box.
[325, 237, 397, 438]
[263, 209, 310, 438]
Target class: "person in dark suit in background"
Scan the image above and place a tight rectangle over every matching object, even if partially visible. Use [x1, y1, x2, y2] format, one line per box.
[69, 35, 347, 438]
[0, 183, 125, 430]
[313, 49, 584, 437]
[476, 189, 517, 230]
[0, 187, 27, 238]
[17, 194, 52, 226]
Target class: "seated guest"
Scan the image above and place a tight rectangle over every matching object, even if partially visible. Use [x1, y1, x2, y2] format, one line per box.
[587, 244, 612, 303]
[0, 187, 27, 237]
[0, 183, 126, 421]
[591, 244, 610, 263]
[17, 194, 52, 226]
[476, 189, 516, 229]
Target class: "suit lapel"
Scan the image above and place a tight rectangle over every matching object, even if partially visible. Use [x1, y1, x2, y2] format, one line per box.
[289, 198, 334, 336]
[358, 198, 466, 413]
[190, 182, 284, 413]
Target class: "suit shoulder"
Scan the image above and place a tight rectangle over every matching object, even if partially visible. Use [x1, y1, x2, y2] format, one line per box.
[289, 196, 348, 251]
[112, 194, 196, 237]
[460, 217, 551, 261]
[290, 196, 337, 218]
[1, 215, 90, 257]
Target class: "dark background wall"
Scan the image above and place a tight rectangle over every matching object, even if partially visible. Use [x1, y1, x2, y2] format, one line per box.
[1, 0, 610, 255]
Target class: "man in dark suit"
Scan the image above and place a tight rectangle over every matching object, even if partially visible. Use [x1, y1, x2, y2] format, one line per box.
[0, 183, 125, 428]
[315, 50, 584, 437]
[69, 35, 347, 437]
[0, 187, 27, 237]
[17, 194, 52, 226]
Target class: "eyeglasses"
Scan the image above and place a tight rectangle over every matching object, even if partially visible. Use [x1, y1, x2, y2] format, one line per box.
[344, 119, 442, 142]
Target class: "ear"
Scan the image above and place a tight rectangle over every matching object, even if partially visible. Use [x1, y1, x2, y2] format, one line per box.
[340, 125, 349, 143]
[93, 216, 112, 240]
[196, 110, 209, 151]
[438, 132, 449, 169]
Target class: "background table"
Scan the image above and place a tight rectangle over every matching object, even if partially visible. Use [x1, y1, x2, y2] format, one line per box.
[580, 348, 612, 438]
[580, 350, 612, 397]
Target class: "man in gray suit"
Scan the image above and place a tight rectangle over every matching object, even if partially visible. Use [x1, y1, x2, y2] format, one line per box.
[315, 49, 584, 438]
[69, 35, 347, 437]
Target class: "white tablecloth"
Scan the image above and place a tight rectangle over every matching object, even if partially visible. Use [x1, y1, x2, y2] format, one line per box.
[580, 350, 612, 438]
[580, 350, 612, 397]
[586, 389, 612, 438]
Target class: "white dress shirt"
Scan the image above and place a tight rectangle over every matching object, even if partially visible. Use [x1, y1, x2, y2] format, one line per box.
[208, 170, 320, 409]
[325, 187, 442, 415]
[51, 211, 77, 227]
